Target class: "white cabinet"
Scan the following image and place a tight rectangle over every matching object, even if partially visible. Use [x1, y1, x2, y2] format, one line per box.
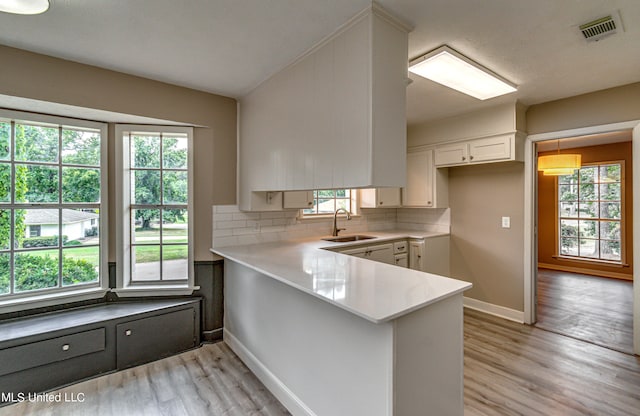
[283, 191, 314, 209]
[434, 133, 524, 168]
[238, 5, 411, 211]
[393, 240, 408, 268]
[339, 242, 395, 265]
[409, 240, 424, 271]
[360, 188, 402, 208]
[402, 148, 448, 208]
[245, 192, 284, 212]
[434, 143, 468, 167]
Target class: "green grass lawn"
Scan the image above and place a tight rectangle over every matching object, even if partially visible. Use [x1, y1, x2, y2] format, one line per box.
[24, 244, 187, 265]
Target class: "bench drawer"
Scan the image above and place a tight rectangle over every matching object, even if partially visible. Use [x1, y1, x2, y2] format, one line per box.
[0, 328, 106, 376]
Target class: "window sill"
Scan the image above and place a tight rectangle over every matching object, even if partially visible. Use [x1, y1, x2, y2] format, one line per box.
[553, 255, 628, 268]
[0, 287, 109, 314]
[113, 285, 199, 297]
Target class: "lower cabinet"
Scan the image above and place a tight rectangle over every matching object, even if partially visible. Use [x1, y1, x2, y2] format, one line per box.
[0, 299, 200, 402]
[341, 243, 394, 265]
[116, 308, 196, 369]
[336, 237, 450, 276]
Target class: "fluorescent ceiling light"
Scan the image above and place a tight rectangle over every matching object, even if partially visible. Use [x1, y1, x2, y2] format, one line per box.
[0, 0, 49, 15]
[409, 45, 517, 100]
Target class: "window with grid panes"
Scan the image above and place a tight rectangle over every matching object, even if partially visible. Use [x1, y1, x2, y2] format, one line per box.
[0, 113, 106, 302]
[302, 189, 354, 216]
[117, 126, 193, 288]
[557, 162, 623, 262]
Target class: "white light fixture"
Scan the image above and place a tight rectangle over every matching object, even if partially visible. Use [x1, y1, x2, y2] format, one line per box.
[408, 45, 517, 100]
[0, 0, 49, 15]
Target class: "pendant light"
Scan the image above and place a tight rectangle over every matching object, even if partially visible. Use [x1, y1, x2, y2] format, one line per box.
[0, 0, 49, 15]
[537, 140, 581, 176]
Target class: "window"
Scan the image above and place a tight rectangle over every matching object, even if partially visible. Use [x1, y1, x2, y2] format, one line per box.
[0, 111, 107, 303]
[302, 189, 355, 216]
[116, 125, 194, 293]
[558, 162, 623, 262]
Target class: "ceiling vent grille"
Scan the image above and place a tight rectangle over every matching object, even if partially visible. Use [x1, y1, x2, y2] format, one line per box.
[579, 15, 619, 42]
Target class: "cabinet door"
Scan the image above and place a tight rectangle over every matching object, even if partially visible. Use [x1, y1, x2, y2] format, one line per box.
[409, 240, 425, 271]
[116, 308, 196, 370]
[468, 135, 513, 163]
[434, 143, 468, 167]
[360, 188, 401, 208]
[394, 253, 408, 268]
[366, 243, 394, 264]
[340, 246, 368, 258]
[283, 191, 314, 209]
[403, 149, 434, 207]
[377, 188, 401, 207]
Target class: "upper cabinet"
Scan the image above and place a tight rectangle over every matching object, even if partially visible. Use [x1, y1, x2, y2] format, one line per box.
[434, 133, 524, 168]
[238, 5, 411, 211]
[360, 188, 402, 208]
[402, 148, 448, 208]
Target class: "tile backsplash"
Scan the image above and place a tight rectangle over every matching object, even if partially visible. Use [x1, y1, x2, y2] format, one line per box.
[212, 205, 451, 248]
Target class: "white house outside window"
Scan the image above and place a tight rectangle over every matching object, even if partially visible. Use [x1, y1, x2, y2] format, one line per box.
[0, 110, 107, 306]
[116, 125, 194, 294]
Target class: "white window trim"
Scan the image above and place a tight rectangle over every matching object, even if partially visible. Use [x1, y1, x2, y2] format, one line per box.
[115, 124, 196, 296]
[0, 110, 109, 311]
[300, 189, 359, 218]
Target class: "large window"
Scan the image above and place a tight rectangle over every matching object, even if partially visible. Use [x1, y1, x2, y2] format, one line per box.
[302, 189, 355, 216]
[558, 162, 623, 262]
[0, 112, 107, 303]
[117, 126, 193, 291]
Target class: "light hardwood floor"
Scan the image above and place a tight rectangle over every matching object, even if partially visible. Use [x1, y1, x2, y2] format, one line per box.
[2, 310, 639, 415]
[535, 268, 633, 354]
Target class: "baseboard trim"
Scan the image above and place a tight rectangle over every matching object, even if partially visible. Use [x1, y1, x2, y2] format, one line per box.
[538, 263, 633, 281]
[224, 329, 316, 416]
[201, 328, 223, 343]
[464, 297, 524, 323]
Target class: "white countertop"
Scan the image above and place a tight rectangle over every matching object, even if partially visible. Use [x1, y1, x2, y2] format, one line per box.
[211, 230, 471, 324]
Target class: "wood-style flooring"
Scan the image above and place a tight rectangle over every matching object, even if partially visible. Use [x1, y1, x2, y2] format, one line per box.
[535, 268, 633, 354]
[0, 342, 290, 416]
[464, 308, 640, 416]
[3, 309, 640, 415]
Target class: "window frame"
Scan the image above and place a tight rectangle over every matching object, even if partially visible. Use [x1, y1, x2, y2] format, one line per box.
[0, 109, 109, 312]
[555, 160, 625, 265]
[300, 189, 358, 218]
[115, 125, 195, 296]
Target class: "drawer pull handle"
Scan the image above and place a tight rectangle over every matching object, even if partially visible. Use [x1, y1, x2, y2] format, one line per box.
[62, 344, 70, 351]
[462, 156, 466, 161]
[125, 329, 132, 336]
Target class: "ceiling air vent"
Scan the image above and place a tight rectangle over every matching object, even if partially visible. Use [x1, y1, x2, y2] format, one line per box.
[579, 15, 620, 42]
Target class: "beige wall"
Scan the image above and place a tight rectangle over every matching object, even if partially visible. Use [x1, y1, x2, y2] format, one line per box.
[448, 163, 524, 311]
[527, 82, 640, 134]
[0, 45, 237, 261]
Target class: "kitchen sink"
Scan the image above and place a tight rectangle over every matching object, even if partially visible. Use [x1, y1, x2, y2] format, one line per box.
[322, 235, 376, 243]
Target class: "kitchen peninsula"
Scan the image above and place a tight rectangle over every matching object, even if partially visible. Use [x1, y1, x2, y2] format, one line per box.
[212, 232, 471, 416]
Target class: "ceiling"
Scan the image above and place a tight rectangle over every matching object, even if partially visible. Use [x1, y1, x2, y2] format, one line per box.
[0, 0, 638, 126]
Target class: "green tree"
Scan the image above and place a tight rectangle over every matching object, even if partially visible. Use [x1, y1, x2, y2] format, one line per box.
[132, 136, 188, 230]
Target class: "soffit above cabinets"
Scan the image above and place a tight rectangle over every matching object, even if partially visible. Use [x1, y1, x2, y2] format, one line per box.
[0, 1, 638, 126]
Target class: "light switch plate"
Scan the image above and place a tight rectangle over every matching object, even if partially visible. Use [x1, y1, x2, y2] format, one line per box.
[501, 216, 511, 229]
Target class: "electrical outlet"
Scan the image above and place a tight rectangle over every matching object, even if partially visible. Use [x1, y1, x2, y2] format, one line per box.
[501, 216, 511, 229]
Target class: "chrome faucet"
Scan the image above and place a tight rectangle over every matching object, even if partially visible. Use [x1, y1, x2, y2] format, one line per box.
[332, 208, 352, 236]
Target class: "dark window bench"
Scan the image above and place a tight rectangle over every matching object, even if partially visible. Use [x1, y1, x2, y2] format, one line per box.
[0, 298, 201, 403]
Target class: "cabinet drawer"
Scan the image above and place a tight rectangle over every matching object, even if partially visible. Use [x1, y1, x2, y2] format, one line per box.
[116, 308, 195, 369]
[393, 241, 408, 254]
[0, 328, 105, 377]
[394, 253, 408, 268]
